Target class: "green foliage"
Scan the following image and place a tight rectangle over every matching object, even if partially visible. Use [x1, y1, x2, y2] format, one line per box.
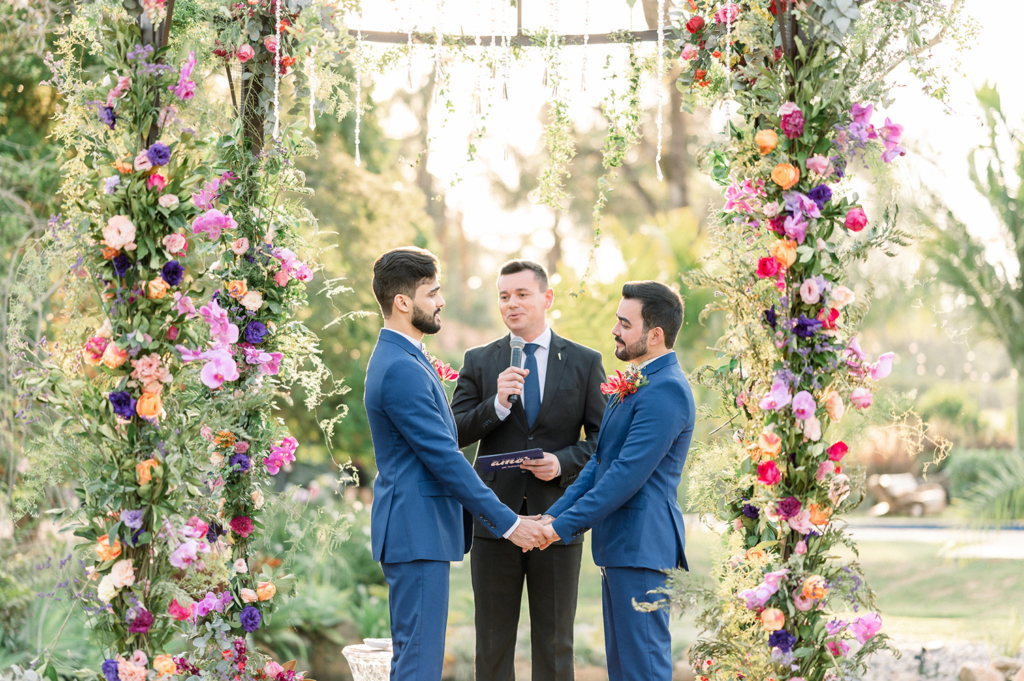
[961, 449, 1024, 521]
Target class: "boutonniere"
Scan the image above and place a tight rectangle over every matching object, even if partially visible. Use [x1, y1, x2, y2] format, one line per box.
[428, 354, 459, 383]
[600, 364, 648, 406]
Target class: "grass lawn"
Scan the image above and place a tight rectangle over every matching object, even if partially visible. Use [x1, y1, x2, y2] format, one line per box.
[445, 522, 1024, 672]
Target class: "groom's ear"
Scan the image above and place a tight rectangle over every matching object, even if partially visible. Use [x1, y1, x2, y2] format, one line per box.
[393, 293, 411, 314]
[648, 326, 666, 348]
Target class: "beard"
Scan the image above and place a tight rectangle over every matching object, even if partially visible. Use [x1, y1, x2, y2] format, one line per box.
[614, 332, 648, 362]
[411, 303, 442, 335]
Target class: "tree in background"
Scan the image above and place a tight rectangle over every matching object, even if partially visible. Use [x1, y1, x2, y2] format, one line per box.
[921, 85, 1024, 519]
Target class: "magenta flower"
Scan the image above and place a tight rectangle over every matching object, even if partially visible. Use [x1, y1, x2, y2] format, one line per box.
[738, 583, 775, 610]
[259, 352, 283, 375]
[850, 387, 873, 409]
[787, 509, 814, 534]
[778, 102, 805, 139]
[880, 117, 906, 163]
[170, 51, 197, 100]
[870, 352, 894, 380]
[192, 209, 237, 241]
[849, 612, 882, 643]
[200, 349, 239, 389]
[791, 391, 816, 420]
[844, 207, 868, 232]
[763, 568, 789, 590]
[827, 640, 850, 657]
[199, 298, 239, 347]
[758, 379, 792, 411]
[851, 102, 873, 126]
[783, 214, 807, 244]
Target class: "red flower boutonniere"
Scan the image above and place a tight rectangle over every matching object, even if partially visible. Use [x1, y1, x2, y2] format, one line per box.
[600, 364, 649, 406]
[429, 355, 459, 383]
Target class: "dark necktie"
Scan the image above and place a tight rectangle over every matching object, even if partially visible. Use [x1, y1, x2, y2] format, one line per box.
[523, 343, 541, 427]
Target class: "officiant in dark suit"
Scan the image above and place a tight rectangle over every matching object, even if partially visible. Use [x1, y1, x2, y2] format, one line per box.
[451, 259, 607, 681]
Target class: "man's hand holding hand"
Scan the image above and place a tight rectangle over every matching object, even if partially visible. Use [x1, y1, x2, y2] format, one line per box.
[509, 518, 548, 552]
[496, 367, 528, 409]
[538, 522, 560, 550]
[521, 452, 560, 481]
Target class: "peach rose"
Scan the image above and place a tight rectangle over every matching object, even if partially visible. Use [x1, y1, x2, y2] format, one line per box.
[117, 659, 147, 681]
[240, 588, 258, 603]
[824, 392, 845, 422]
[230, 237, 250, 255]
[240, 290, 263, 311]
[162, 233, 187, 255]
[769, 239, 798, 269]
[96, 534, 123, 561]
[770, 163, 800, 190]
[136, 392, 164, 421]
[100, 343, 128, 369]
[158, 194, 180, 209]
[153, 655, 177, 677]
[761, 608, 785, 631]
[103, 215, 137, 252]
[109, 558, 136, 588]
[754, 129, 778, 155]
[758, 430, 781, 459]
[136, 457, 159, 485]
[113, 158, 134, 174]
[251, 488, 265, 509]
[226, 279, 248, 300]
[744, 548, 767, 565]
[148, 278, 171, 299]
[808, 502, 832, 526]
[831, 285, 855, 309]
[802, 575, 828, 600]
[257, 580, 276, 601]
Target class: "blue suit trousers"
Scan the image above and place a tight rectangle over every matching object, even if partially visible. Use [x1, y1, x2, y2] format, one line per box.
[382, 560, 450, 681]
[601, 567, 672, 681]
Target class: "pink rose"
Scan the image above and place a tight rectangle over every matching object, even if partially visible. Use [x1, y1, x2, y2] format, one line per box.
[147, 174, 167, 192]
[795, 540, 807, 555]
[109, 559, 136, 589]
[162, 233, 188, 255]
[816, 460, 835, 481]
[850, 387, 873, 409]
[274, 270, 290, 286]
[237, 44, 255, 62]
[264, 36, 279, 53]
[845, 207, 868, 232]
[805, 154, 833, 176]
[680, 43, 698, 61]
[757, 460, 781, 486]
[166, 326, 180, 341]
[230, 237, 249, 255]
[133, 152, 153, 171]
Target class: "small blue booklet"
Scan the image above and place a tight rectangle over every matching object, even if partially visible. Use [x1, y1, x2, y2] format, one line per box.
[477, 448, 543, 472]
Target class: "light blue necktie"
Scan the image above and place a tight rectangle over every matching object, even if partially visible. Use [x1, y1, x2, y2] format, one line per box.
[523, 343, 541, 427]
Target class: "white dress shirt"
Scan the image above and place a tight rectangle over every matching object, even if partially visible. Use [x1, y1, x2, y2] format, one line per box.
[494, 325, 552, 421]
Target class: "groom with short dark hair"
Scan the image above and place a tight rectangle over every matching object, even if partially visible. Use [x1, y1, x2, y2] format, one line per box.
[364, 247, 548, 681]
[539, 280, 695, 681]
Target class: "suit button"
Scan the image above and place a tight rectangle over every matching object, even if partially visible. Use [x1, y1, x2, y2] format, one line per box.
[528, 435, 533, 441]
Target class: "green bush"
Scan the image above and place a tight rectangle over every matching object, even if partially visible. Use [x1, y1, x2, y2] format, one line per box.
[942, 448, 1016, 502]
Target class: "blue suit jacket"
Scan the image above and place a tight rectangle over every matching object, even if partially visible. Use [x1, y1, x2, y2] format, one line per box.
[545, 352, 695, 571]
[365, 329, 519, 563]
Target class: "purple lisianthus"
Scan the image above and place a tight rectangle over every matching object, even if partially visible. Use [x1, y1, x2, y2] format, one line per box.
[768, 629, 797, 653]
[128, 609, 154, 633]
[102, 659, 119, 681]
[792, 314, 822, 339]
[121, 509, 144, 530]
[807, 184, 832, 210]
[229, 453, 251, 472]
[245, 321, 267, 344]
[112, 253, 133, 277]
[109, 391, 137, 419]
[99, 106, 116, 130]
[146, 142, 171, 167]
[104, 176, 121, 194]
[741, 503, 760, 519]
[777, 496, 801, 520]
[763, 305, 777, 330]
[240, 605, 261, 632]
[206, 521, 222, 544]
[161, 260, 184, 286]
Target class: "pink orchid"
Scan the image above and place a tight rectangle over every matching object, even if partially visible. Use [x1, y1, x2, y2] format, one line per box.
[787, 509, 814, 534]
[870, 352, 894, 380]
[191, 209, 237, 241]
[758, 379, 792, 411]
[200, 349, 239, 389]
[850, 102, 873, 126]
[791, 391, 816, 420]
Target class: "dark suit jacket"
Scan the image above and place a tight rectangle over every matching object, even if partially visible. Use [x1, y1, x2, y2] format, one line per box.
[451, 330, 607, 543]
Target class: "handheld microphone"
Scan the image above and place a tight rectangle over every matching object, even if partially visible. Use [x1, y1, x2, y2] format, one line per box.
[508, 338, 525, 404]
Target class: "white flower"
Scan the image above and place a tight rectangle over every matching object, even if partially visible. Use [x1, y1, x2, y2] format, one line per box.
[233, 558, 248, 573]
[97, 574, 119, 603]
[240, 290, 264, 311]
[158, 194, 180, 209]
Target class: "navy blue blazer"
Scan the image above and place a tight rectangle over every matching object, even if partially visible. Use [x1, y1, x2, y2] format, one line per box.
[364, 329, 520, 564]
[545, 352, 695, 571]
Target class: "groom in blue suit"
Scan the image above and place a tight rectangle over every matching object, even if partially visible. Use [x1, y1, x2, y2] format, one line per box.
[540, 281, 695, 681]
[364, 247, 548, 681]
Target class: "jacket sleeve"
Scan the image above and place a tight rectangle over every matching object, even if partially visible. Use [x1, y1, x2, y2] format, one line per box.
[550, 381, 692, 543]
[382, 362, 519, 537]
[551, 350, 608, 487]
[450, 350, 503, 449]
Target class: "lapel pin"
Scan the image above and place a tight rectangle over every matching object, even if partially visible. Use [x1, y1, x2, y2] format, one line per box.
[558, 352, 562, 360]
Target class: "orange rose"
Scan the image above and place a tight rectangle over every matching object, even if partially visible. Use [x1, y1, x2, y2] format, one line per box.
[824, 391, 845, 422]
[754, 129, 778, 155]
[744, 548, 767, 565]
[101, 246, 119, 260]
[808, 502, 832, 526]
[153, 655, 177, 677]
[256, 581, 276, 601]
[770, 163, 800, 190]
[136, 392, 163, 421]
[113, 158, 134, 174]
[95, 534, 122, 562]
[100, 343, 128, 369]
[769, 239, 798, 268]
[802, 575, 828, 600]
[136, 457, 159, 485]
[761, 608, 785, 631]
[226, 280, 248, 300]
[148, 278, 171, 300]
[758, 431, 782, 459]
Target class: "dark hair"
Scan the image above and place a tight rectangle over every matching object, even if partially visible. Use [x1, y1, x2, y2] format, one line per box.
[497, 259, 549, 290]
[372, 247, 440, 317]
[621, 280, 684, 349]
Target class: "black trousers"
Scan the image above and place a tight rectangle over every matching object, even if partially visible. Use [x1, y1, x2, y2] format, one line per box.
[471, 534, 584, 681]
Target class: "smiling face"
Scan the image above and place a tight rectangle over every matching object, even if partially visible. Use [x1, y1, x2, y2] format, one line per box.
[612, 298, 648, 362]
[497, 270, 553, 341]
[405, 277, 445, 335]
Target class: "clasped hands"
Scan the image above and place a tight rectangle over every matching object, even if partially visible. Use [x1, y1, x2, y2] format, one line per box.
[508, 514, 560, 552]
